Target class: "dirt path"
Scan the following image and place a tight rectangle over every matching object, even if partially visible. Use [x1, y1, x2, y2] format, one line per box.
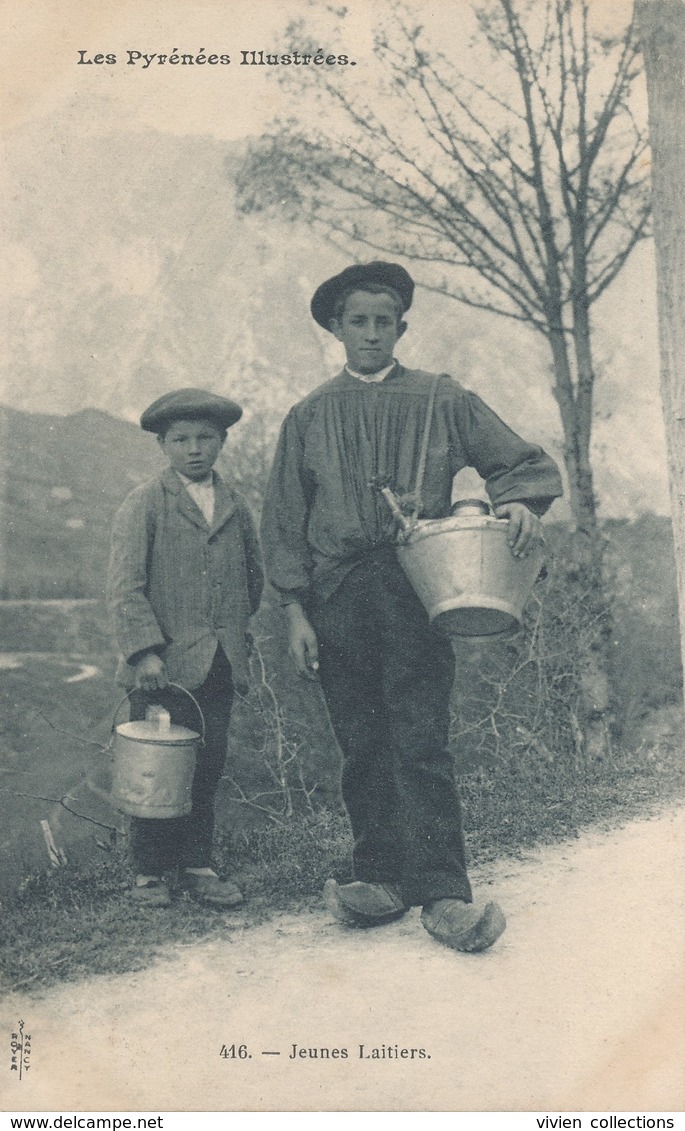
[2, 808, 684, 1113]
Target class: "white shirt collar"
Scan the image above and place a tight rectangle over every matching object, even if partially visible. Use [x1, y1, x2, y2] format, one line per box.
[176, 471, 215, 524]
[345, 360, 397, 384]
[177, 471, 213, 489]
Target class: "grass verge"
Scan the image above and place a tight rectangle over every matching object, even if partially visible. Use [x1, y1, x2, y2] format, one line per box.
[1, 733, 683, 997]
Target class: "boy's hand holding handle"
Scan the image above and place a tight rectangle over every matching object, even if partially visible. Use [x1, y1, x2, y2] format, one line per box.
[284, 601, 320, 681]
[134, 651, 169, 691]
[493, 502, 542, 560]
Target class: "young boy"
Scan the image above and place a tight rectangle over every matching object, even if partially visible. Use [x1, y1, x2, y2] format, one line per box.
[107, 388, 264, 907]
[261, 262, 563, 952]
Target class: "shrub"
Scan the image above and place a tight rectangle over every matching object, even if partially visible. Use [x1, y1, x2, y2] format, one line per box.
[450, 536, 615, 775]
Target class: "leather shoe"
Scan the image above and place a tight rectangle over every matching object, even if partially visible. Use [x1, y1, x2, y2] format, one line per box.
[421, 898, 506, 952]
[323, 879, 406, 926]
[129, 876, 171, 908]
[181, 870, 244, 908]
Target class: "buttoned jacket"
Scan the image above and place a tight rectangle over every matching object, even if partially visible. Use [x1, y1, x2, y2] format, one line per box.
[107, 467, 263, 692]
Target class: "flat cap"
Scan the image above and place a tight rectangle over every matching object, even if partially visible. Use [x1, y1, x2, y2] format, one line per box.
[311, 261, 415, 330]
[140, 388, 243, 433]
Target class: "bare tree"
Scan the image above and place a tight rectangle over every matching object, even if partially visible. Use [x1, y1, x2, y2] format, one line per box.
[634, 0, 685, 677]
[238, 0, 649, 552]
[236, 0, 651, 755]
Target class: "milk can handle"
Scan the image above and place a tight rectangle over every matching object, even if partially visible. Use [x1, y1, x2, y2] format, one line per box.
[111, 682, 206, 746]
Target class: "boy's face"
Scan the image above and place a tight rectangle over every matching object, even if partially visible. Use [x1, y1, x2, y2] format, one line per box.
[330, 290, 406, 374]
[158, 418, 225, 481]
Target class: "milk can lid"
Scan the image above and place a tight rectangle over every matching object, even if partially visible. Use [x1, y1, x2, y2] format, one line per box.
[451, 498, 492, 516]
[116, 720, 199, 744]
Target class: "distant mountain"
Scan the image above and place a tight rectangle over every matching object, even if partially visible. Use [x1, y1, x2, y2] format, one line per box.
[0, 405, 162, 597]
[0, 105, 671, 519]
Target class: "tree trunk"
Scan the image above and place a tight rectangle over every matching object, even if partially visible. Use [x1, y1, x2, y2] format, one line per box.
[635, 0, 685, 680]
[571, 302, 613, 759]
[547, 313, 612, 759]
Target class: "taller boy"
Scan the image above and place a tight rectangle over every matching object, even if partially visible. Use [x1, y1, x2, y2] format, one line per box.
[261, 262, 563, 952]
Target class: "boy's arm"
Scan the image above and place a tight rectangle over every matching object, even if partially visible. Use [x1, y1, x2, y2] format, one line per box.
[283, 600, 319, 681]
[445, 383, 562, 559]
[451, 385, 563, 517]
[260, 410, 320, 679]
[260, 408, 314, 604]
[129, 650, 168, 691]
[107, 487, 167, 672]
[492, 501, 542, 558]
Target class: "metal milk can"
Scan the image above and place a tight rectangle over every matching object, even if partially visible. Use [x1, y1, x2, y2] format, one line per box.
[379, 491, 545, 639]
[110, 684, 205, 818]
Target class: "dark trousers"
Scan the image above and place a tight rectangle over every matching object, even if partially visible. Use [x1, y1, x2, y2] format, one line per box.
[128, 646, 234, 874]
[309, 552, 473, 907]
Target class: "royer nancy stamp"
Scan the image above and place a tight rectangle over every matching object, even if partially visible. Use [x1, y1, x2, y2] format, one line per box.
[9, 1019, 31, 1080]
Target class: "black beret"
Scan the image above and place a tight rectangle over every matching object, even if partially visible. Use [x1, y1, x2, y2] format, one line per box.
[310, 261, 415, 330]
[140, 388, 243, 433]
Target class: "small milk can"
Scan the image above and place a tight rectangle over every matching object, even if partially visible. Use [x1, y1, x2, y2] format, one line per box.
[110, 684, 204, 818]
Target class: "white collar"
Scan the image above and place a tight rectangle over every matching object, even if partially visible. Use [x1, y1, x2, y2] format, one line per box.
[177, 471, 214, 489]
[345, 360, 397, 384]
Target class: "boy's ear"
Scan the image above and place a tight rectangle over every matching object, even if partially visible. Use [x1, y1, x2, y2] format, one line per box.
[397, 319, 407, 339]
[156, 433, 165, 451]
[329, 318, 344, 344]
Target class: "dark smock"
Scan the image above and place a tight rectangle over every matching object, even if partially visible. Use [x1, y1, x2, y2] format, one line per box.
[261, 365, 563, 904]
